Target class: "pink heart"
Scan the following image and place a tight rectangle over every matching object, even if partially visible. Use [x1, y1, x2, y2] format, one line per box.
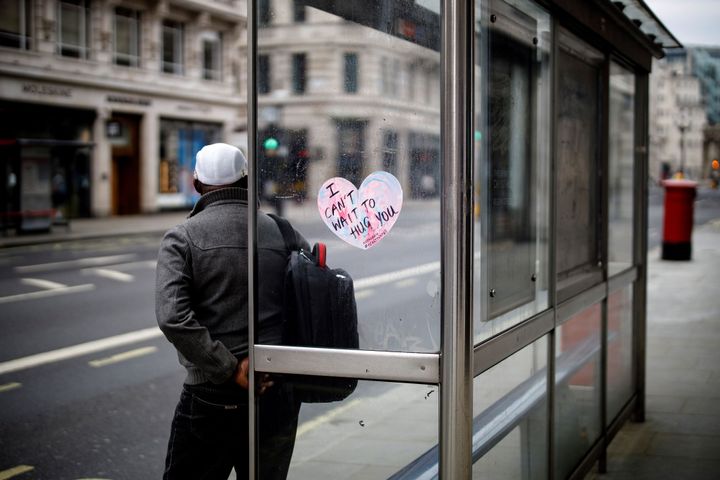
[317, 172, 403, 250]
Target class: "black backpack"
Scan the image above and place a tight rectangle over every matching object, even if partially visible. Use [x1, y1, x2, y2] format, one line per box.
[269, 214, 359, 403]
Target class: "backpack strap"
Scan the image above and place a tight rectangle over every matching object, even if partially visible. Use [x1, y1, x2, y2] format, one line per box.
[268, 213, 299, 252]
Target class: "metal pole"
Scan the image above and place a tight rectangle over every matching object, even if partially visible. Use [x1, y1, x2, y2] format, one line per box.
[247, 0, 258, 477]
[439, 0, 473, 477]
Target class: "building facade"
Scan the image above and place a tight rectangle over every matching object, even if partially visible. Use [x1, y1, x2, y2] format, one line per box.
[255, 0, 441, 203]
[649, 53, 707, 181]
[0, 0, 246, 226]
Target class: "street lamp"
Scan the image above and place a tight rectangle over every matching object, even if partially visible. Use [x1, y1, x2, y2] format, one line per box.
[676, 108, 690, 177]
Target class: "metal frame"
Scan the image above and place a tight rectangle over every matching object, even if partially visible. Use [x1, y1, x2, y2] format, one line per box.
[244, 1, 656, 478]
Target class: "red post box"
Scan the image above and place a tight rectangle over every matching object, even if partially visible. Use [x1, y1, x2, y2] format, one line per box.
[661, 179, 697, 260]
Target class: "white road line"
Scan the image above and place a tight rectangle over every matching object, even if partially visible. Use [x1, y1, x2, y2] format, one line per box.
[296, 399, 362, 437]
[0, 465, 34, 480]
[0, 327, 163, 376]
[84, 268, 135, 283]
[354, 289, 375, 300]
[88, 346, 158, 367]
[0, 284, 95, 305]
[354, 261, 440, 290]
[0, 382, 22, 393]
[15, 254, 138, 273]
[20, 278, 67, 290]
[395, 278, 418, 288]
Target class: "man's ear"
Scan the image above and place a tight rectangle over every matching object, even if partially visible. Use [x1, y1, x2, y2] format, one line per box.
[193, 178, 203, 195]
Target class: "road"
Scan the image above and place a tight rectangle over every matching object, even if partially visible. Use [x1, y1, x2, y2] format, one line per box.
[1, 189, 718, 479]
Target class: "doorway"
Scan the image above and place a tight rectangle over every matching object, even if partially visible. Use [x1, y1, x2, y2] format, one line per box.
[109, 114, 141, 215]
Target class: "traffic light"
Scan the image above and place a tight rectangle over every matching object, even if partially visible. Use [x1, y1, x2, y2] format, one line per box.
[712, 159, 719, 170]
[263, 136, 279, 152]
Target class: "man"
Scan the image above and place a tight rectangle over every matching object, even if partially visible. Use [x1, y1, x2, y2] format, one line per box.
[156, 143, 307, 479]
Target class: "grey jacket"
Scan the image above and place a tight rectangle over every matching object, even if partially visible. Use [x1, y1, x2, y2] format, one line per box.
[155, 188, 308, 385]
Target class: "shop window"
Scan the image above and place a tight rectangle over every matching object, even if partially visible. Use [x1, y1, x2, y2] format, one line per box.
[57, 0, 90, 59]
[0, 0, 32, 49]
[344, 52, 358, 93]
[158, 119, 222, 208]
[292, 53, 306, 94]
[555, 28, 604, 294]
[162, 20, 184, 75]
[259, 54, 270, 94]
[114, 7, 140, 67]
[259, 0, 271, 26]
[202, 32, 222, 81]
[473, 0, 551, 342]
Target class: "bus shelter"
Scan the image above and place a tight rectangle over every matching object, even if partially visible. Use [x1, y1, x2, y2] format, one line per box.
[246, 0, 679, 478]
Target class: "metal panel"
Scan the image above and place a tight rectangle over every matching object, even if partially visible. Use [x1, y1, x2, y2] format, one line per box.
[473, 309, 554, 376]
[556, 282, 606, 325]
[440, 0, 474, 476]
[254, 345, 440, 384]
[608, 266, 638, 294]
[247, 0, 258, 477]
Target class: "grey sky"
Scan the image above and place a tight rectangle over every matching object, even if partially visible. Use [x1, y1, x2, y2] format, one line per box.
[645, 0, 720, 46]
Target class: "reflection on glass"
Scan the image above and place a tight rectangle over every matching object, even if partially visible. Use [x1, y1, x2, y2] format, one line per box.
[257, 380, 438, 479]
[554, 303, 601, 480]
[474, 0, 551, 343]
[257, 0, 442, 352]
[607, 286, 634, 424]
[608, 62, 636, 275]
[555, 29, 603, 287]
[472, 336, 548, 479]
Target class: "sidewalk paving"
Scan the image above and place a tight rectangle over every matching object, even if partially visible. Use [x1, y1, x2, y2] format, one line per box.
[587, 219, 720, 479]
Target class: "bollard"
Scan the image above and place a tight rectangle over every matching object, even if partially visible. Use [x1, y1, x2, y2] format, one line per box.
[661, 179, 697, 261]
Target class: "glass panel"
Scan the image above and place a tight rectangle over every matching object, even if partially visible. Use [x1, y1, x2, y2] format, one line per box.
[257, 380, 438, 479]
[608, 62, 636, 275]
[554, 303, 602, 480]
[115, 8, 140, 67]
[473, 0, 552, 343]
[0, 0, 32, 49]
[59, 0, 87, 58]
[472, 336, 548, 479]
[607, 285, 634, 424]
[555, 28, 604, 289]
[256, 0, 442, 353]
[202, 33, 222, 81]
[162, 21, 183, 74]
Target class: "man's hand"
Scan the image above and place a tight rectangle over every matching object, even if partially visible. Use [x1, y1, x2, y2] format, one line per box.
[234, 357, 274, 394]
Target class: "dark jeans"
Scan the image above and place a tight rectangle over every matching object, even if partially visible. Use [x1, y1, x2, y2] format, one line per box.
[164, 381, 300, 480]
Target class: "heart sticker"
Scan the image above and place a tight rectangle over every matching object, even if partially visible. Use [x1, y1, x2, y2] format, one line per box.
[317, 171, 403, 250]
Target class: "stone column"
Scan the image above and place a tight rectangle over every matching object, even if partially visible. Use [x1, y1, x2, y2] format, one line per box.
[92, 108, 112, 216]
[140, 112, 159, 212]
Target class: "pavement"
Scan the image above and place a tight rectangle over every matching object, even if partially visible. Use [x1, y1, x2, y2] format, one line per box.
[2, 207, 719, 479]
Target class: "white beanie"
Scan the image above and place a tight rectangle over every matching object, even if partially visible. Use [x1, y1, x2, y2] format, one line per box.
[194, 143, 248, 186]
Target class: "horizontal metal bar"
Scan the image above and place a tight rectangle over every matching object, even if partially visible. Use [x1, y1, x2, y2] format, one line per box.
[254, 345, 439, 384]
[557, 270, 603, 304]
[607, 394, 638, 441]
[556, 282, 607, 326]
[569, 437, 605, 480]
[473, 309, 555, 377]
[608, 266, 638, 295]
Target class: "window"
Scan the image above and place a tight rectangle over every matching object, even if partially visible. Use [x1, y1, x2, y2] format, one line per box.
[162, 20, 184, 75]
[202, 32, 222, 81]
[114, 7, 140, 67]
[344, 53, 358, 93]
[0, 0, 32, 49]
[292, 53, 306, 94]
[293, 0, 306, 22]
[259, 0, 271, 26]
[381, 130, 398, 174]
[57, 0, 90, 59]
[258, 54, 270, 94]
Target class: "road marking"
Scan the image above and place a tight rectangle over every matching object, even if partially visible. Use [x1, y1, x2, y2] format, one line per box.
[20, 278, 67, 290]
[84, 268, 135, 283]
[0, 327, 163, 376]
[395, 278, 418, 288]
[0, 465, 34, 480]
[354, 289, 374, 300]
[89, 346, 158, 367]
[15, 254, 138, 273]
[0, 284, 95, 305]
[0, 382, 21, 393]
[354, 261, 440, 290]
[102, 259, 157, 270]
[296, 399, 362, 437]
